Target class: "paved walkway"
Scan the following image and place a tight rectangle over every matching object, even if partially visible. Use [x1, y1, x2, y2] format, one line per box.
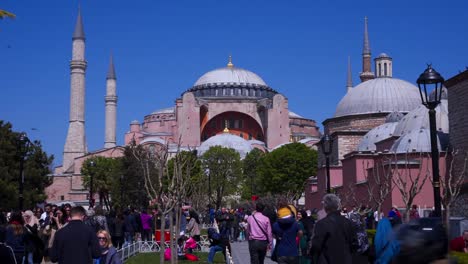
[230, 240, 275, 264]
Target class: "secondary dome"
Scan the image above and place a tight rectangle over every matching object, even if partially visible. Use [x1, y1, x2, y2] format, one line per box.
[198, 133, 253, 159]
[194, 66, 267, 87]
[334, 77, 422, 117]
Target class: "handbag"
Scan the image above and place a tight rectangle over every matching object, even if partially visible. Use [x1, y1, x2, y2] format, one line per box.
[271, 240, 279, 262]
[252, 214, 278, 262]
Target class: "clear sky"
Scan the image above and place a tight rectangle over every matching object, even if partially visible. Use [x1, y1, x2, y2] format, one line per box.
[1, 0, 467, 166]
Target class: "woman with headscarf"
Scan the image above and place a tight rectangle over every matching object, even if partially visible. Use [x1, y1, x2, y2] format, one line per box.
[374, 218, 399, 264]
[23, 210, 44, 264]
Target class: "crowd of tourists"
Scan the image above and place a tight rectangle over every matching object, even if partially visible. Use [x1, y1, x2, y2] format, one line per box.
[0, 196, 460, 264]
[239, 194, 455, 264]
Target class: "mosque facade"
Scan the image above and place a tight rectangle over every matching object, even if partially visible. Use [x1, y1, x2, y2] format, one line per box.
[46, 10, 320, 205]
[306, 17, 451, 216]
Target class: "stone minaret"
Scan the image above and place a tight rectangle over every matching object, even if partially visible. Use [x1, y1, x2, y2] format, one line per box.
[359, 17, 375, 82]
[63, 8, 87, 171]
[346, 56, 353, 93]
[104, 54, 117, 148]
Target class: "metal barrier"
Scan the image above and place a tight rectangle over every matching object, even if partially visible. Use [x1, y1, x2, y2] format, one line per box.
[116, 239, 211, 262]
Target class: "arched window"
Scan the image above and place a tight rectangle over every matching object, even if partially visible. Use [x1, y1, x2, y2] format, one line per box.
[384, 63, 388, 76]
[378, 63, 382, 77]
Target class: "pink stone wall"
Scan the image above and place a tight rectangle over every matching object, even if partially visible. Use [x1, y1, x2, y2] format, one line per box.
[267, 94, 290, 148]
[46, 147, 124, 204]
[177, 92, 200, 147]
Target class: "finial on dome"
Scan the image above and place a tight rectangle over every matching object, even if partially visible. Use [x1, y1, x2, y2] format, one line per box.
[227, 55, 234, 68]
[223, 120, 230, 133]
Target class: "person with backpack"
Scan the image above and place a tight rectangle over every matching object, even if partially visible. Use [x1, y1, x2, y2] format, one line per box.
[310, 194, 357, 264]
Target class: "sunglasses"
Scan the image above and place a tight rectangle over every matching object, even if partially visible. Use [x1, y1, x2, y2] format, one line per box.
[98, 237, 107, 241]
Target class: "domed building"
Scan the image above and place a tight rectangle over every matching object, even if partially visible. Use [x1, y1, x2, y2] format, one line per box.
[306, 18, 451, 215]
[322, 19, 422, 164]
[47, 11, 320, 206]
[125, 56, 320, 154]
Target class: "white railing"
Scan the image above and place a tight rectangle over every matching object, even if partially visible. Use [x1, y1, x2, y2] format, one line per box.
[117, 239, 211, 262]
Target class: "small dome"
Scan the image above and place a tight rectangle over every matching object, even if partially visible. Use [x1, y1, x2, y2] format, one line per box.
[152, 107, 175, 115]
[393, 99, 448, 137]
[194, 66, 267, 87]
[385, 112, 405, 123]
[131, 120, 140, 124]
[289, 111, 304, 119]
[358, 122, 398, 152]
[390, 128, 449, 153]
[377, 53, 390, 58]
[198, 133, 253, 159]
[335, 78, 421, 117]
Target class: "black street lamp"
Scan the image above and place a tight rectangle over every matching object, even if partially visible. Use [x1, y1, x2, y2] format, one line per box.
[16, 132, 31, 211]
[89, 160, 96, 208]
[320, 134, 333, 193]
[417, 64, 444, 218]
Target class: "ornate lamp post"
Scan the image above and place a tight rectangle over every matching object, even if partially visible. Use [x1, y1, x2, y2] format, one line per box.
[17, 132, 31, 211]
[416, 64, 444, 218]
[89, 160, 96, 208]
[320, 134, 333, 193]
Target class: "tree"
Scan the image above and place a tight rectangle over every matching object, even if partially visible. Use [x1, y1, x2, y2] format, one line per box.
[257, 143, 317, 202]
[200, 146, 242, 209]
[0, 120, 53, 210]
[130, 140, 198, 264]
[391, 153, 430, 222]
[363, 159, 394, 214]
[120, 143, 150, 208]
[0, 9, 15, 19]
[81, 156, 122, 210]
[240, 148, 265, 200]
[441, 149, 468, 227]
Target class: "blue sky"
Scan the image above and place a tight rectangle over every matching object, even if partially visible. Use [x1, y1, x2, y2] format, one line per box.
[1, 0, 467, 166]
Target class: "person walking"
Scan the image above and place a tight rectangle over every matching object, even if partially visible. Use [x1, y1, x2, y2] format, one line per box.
[273, 205, 302, 264]
[310, 194, 357, 264]
[50, 206, 101, 264]
[246, 202, 272, 264]
[186, 210, 201, 242]
[5, 211, 27, 264]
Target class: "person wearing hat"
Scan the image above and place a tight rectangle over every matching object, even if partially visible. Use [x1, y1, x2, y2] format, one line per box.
[272, 205, 302, 264]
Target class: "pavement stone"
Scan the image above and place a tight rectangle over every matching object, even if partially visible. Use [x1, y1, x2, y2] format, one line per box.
[230, 240, 275, 264]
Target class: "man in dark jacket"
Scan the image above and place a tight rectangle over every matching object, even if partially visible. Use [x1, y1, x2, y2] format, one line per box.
[310, 194, 357, 264]
[50, 206, 101, 264]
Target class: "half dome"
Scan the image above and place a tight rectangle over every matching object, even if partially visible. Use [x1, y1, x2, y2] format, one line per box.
[194, 66, 267, 87]
[393, 99, 448, 137]
[335, 78, 421, 117]
[197, 133, 253, 159]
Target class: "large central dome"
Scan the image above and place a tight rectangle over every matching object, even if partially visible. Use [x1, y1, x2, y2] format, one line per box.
[334, 77, 422, 117]
[194, 66, 267, 87]
[185, 58, 278, 99]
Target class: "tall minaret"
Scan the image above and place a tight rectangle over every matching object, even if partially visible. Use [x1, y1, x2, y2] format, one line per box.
[63, 8, 87, 171]
[346, 56, 353, 93]
[104, 54, 117, 148]
[359, 17, 375, 82]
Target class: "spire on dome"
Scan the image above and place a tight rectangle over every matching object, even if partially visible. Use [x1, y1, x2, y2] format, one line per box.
[347, 56, 353, 92]
[227, 55, 234, 68]
[72, 6, 85, 40]
[107, 53, 116, 80]
[363, 16, 370, 54]
[223, 120, 230, 133]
